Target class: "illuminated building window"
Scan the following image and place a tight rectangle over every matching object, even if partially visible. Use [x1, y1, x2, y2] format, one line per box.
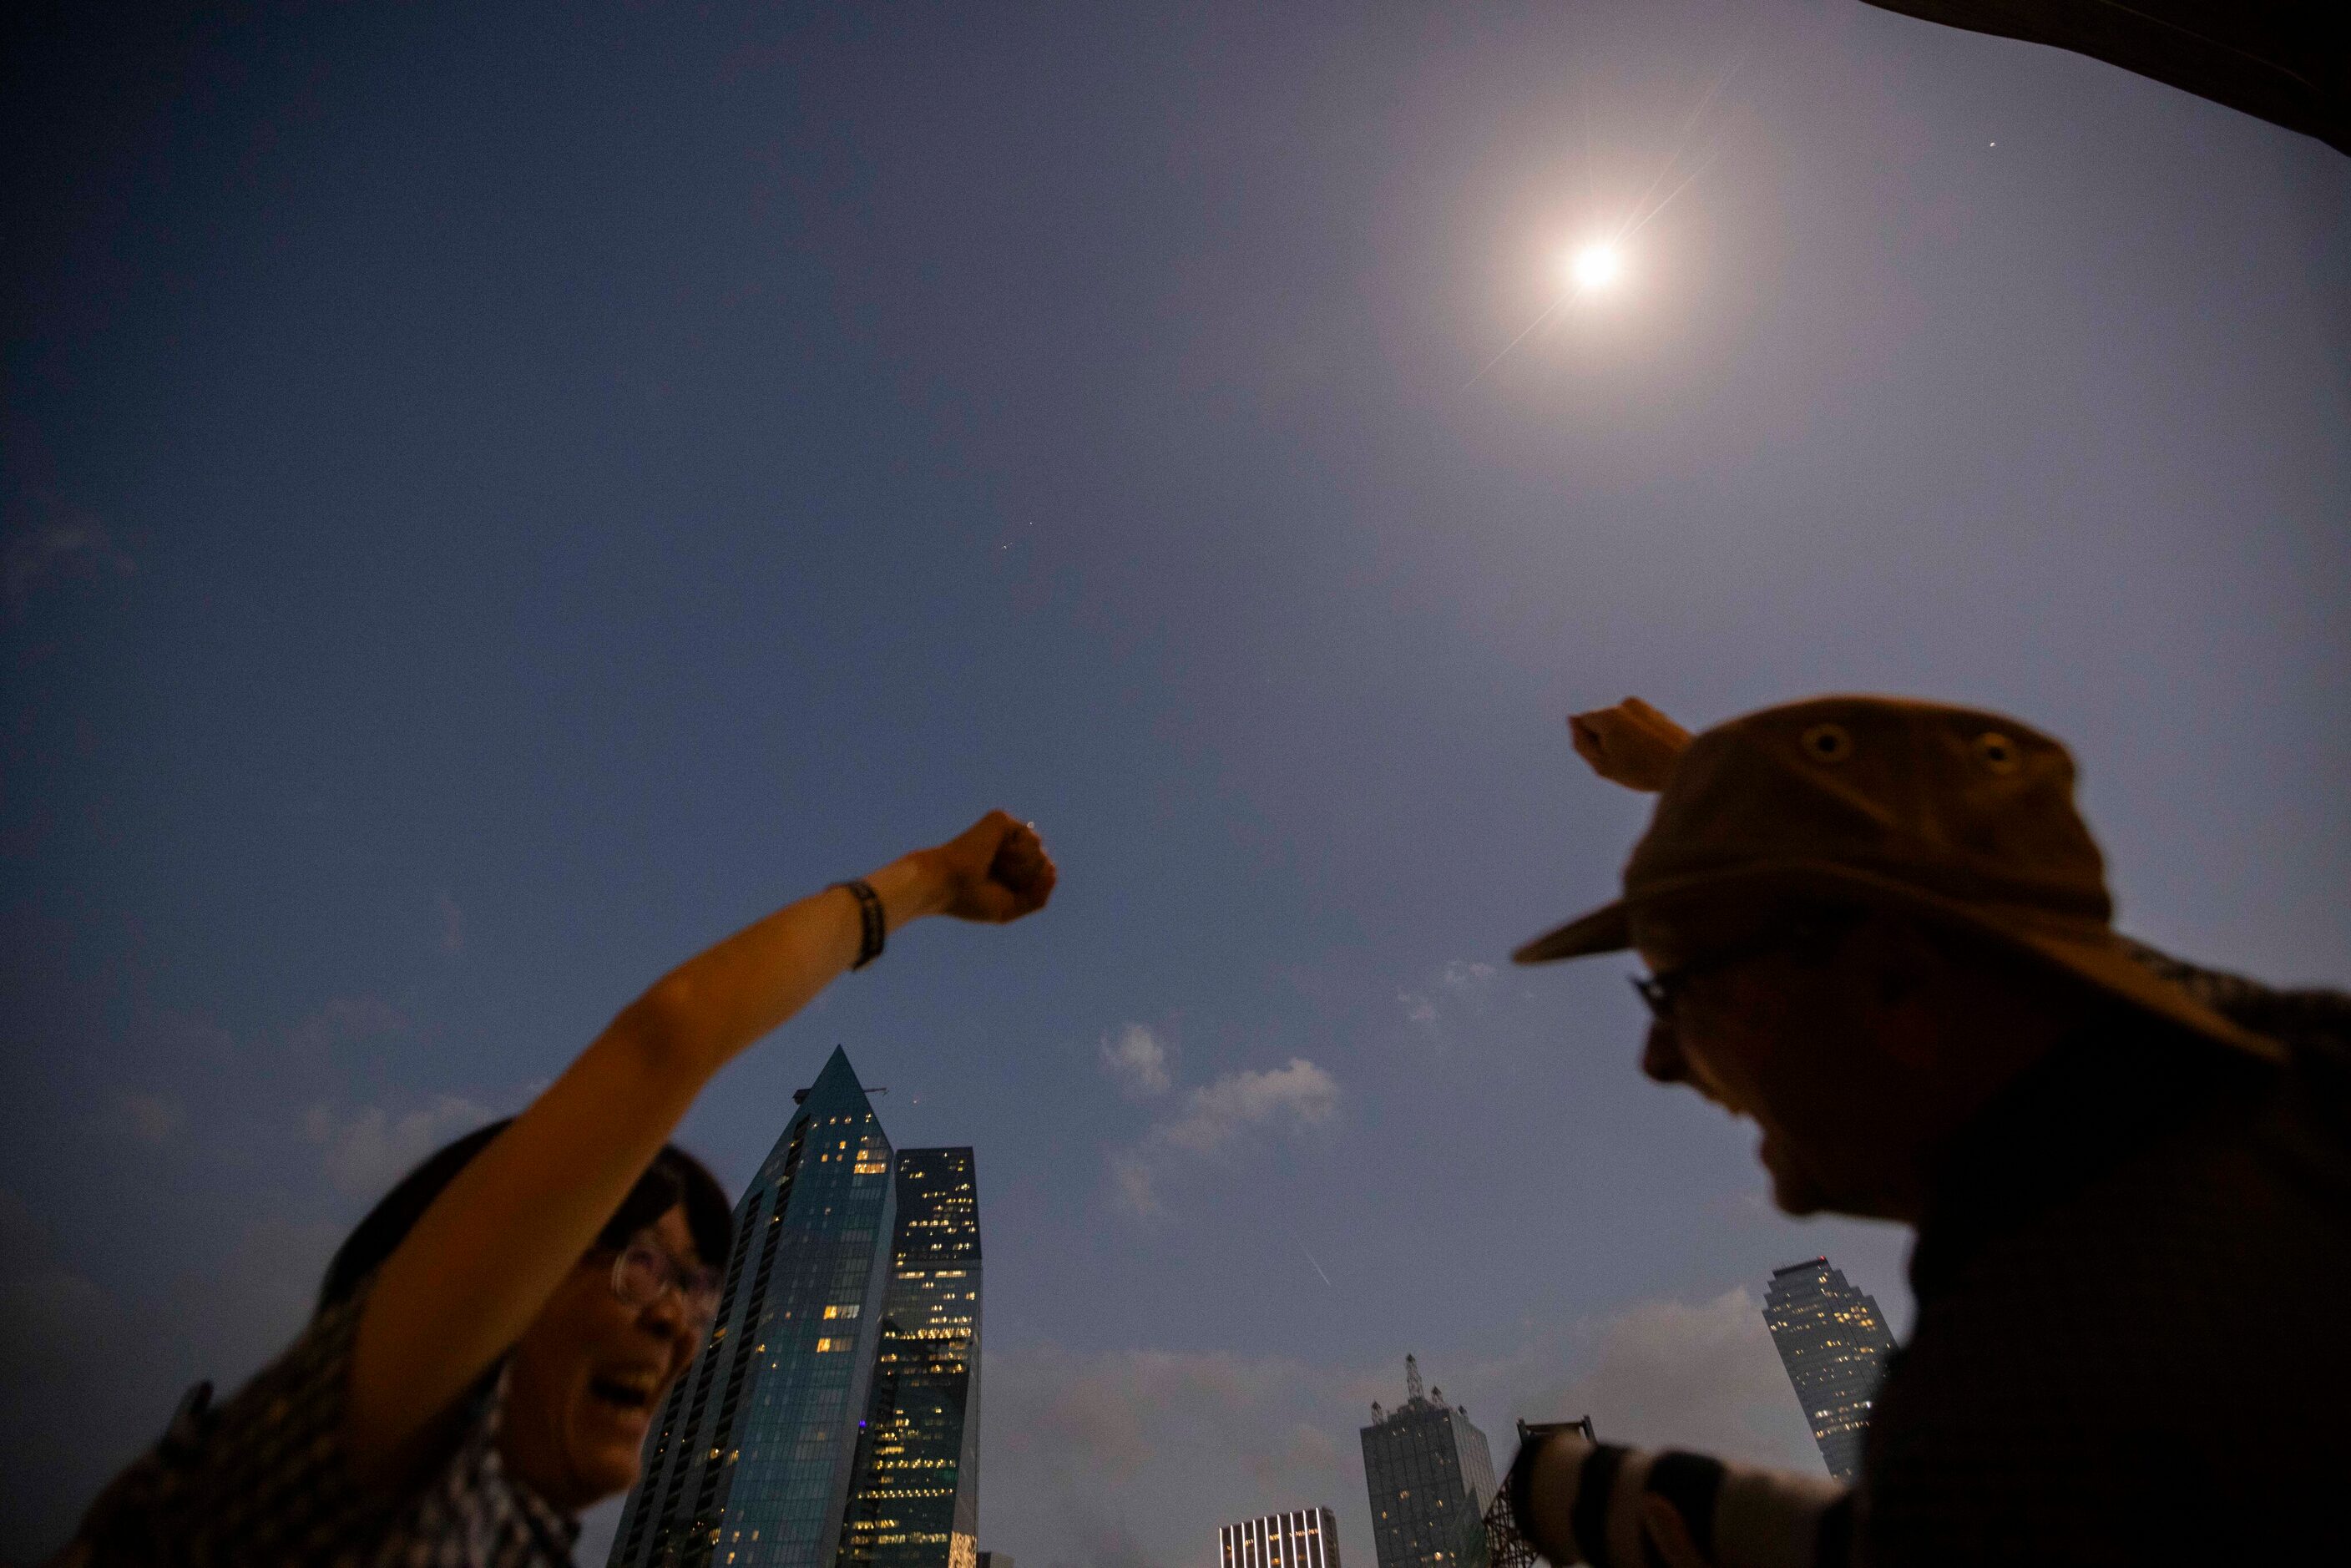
[1762, 1257, 1898, 1485]
[611, 1065, 983, 1568]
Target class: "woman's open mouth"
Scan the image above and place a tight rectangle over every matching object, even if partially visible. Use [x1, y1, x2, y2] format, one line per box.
[589, 1373, 657, 1413]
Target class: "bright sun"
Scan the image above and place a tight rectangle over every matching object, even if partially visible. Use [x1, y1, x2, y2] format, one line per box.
[1568, 243, 1623, 291]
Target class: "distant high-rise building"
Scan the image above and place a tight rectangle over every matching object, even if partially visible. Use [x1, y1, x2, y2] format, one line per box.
[609, 1047, 899, 1568]
[1762, 1257, 1899, 1483]
[1220, 1508, 1342, 1568]
[838, 1146, 984, 1568]
[1360, 1356, 1495, 1568]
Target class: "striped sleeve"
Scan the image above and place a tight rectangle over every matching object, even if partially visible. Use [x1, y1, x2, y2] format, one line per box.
[1507, 1431, 1853, 1568]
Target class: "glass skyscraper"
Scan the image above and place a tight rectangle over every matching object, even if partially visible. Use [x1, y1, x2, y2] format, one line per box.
[1360, 1356, 1495, 1568]
[837, 1146, 984, 1568]
[1762, 1257, 1898, 1483]
[1220, 1508, 1342, 1568]
[609, 1047, 900, 1568]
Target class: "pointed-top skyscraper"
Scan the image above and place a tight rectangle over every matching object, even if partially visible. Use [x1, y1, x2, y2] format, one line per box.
[610, 1047, 899, 1568]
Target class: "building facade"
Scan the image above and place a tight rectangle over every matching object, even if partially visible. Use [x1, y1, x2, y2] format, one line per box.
[609, 1047, 900, 1568]
[1220, 1508, 1341, 1568]
[1762, 1257, 1899, 1483]
[837, 1146, 985, 1568]
[1360, 1357, 1494, 1568]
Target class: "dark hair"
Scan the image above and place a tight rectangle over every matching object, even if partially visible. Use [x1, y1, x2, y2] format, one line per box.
[317, 1118, 734, 1313]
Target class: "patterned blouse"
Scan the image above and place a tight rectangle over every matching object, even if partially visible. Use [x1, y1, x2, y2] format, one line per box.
[59, 1283, 579, 1567]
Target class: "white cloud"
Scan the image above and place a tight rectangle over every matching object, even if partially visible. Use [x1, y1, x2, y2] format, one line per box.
[302, 1095, 490, 1200]
[1400, 959, 1504, 1044]
[988, 1340, 1343, 1568]
[287, 994, 408, 1055]
[1505, 1287, 1818, 1466]
[1100, 1023, 1172, 1099]
[1157, 1059, 1337, 1156]
[1108, 1058, 1338, 1217]
[1248, 1421, 1341, 1493]
[1108, 1152, 1166, 1219]
[120, 1094, 186, 1144]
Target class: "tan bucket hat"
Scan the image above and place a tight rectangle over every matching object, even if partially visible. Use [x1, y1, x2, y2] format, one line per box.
[1514, 695, 2281, 1061]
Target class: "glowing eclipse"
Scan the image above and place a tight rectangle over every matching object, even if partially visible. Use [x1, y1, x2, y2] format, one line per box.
[1568, 243, 1623, 291]
[1469, 236, 1638, 385]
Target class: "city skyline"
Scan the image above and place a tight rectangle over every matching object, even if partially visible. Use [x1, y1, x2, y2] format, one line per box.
[9, 2, 2343, 1561]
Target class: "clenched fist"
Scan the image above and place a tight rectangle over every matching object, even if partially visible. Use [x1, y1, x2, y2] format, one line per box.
[921, 810, 1057, 923]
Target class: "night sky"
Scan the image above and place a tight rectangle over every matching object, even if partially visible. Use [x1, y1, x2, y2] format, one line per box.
[5, 3, 2346, 1563]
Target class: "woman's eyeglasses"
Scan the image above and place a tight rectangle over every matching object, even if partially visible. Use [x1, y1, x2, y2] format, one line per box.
[610, 1236, 724, 1333]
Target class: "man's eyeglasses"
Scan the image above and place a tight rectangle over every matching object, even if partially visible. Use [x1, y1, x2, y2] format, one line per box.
[1629, 914, 1852, 1024]
[610, 1236, 724, 1333]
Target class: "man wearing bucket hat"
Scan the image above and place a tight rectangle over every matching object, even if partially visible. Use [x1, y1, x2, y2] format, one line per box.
[1501, 695, 2351, 1568]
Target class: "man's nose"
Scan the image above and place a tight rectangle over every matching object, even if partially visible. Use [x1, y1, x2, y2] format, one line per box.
[1641, 1021, 1691, 1085]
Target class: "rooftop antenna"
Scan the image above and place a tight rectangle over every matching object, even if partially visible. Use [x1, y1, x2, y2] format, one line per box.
[1405, 1353, 1425, 1404]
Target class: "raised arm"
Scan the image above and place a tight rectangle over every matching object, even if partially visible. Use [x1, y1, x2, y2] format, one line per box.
[347, 810, 1054, 1482]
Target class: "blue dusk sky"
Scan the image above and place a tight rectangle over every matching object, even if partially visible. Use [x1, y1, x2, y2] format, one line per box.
[4, 3, 2346, 1563]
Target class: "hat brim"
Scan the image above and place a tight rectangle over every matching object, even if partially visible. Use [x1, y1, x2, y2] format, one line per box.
[1511, 860, 2283, 1063]
[1512, 901, 1632, 964]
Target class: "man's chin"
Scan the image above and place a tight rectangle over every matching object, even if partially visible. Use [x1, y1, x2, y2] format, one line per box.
[1762, 1145, 1904, 1221]
[1759, 1137, 1829, 1216]
[1767, 1181, 1826, 1216]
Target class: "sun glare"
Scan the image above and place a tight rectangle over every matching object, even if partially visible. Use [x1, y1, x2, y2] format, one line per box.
[1569, 243, 1623, 291]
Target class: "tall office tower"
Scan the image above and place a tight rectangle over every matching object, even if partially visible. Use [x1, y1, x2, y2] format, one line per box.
[1360, 1356, 1496, 1568]
[838, 1147, 984, 1568]
[1219, 1508, 1342, 1568]
[609, 1047, 899, 1568]
[1762, 1257, 1899, 1483]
